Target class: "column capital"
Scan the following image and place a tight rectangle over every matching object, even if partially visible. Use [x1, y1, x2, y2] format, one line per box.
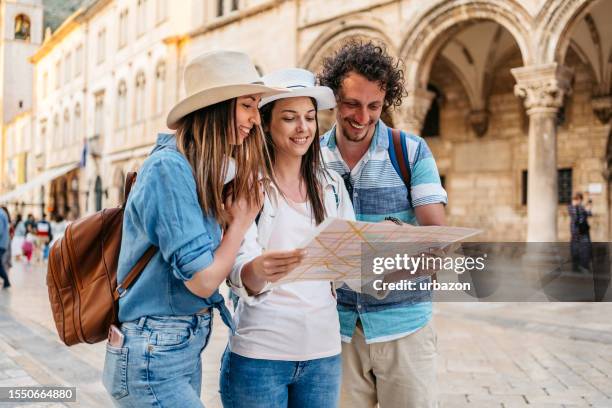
[511, 63, 573, 113]
[393, 88, 435, 134]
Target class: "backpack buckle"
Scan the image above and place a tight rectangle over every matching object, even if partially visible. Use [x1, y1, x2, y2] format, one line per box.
[116, 285, 127, 298]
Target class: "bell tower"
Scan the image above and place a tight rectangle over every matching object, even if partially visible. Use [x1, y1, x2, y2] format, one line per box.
[0, 0, 44, 125]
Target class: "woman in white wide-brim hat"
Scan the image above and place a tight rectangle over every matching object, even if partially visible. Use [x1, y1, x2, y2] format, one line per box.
[221, 68, 356, 408]
[102, 50, 289, 407]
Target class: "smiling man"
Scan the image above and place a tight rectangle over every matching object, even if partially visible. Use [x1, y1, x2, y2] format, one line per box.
[319, 41, 447, 408]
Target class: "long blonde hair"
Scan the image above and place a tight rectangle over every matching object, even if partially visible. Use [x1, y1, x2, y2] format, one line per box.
[175, 98, 268, 227]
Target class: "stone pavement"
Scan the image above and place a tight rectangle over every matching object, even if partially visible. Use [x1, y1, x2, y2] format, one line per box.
[0, 261, 227, 408]
[0, 262, 611, 407]
[436, 303, 612, 407]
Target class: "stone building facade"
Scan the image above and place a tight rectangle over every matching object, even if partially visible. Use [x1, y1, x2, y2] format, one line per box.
[1, 0, 611, 243]
[0, 0, 43, 212]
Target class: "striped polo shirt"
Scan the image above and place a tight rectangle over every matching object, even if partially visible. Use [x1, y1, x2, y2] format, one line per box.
[321, 120, 447, 344]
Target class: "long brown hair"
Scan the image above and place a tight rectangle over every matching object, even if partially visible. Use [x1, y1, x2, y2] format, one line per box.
[175, 98, 268, 227]
[260, 97, 327, 225]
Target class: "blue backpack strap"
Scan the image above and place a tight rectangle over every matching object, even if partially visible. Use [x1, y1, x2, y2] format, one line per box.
[331, 184, 339, 209]
[324, 170, 340, 209]
[388, 127, 412, 206]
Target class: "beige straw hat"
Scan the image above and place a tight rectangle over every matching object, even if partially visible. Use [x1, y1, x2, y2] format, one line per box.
[166, 50, 287, 129]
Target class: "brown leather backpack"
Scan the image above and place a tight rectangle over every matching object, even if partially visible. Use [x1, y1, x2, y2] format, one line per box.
[47, 172, 157, 346]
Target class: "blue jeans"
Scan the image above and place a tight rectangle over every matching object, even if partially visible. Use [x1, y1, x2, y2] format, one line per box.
[102, 313, 213, 407]
[220, 351, 342, 408]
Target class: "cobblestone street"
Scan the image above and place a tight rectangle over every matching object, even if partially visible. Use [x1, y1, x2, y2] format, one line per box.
[0, 262, 611, 407]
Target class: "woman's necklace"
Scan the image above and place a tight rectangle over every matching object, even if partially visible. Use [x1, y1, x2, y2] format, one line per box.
[278, 178, 307, 204]
[276, 179, 312, 218]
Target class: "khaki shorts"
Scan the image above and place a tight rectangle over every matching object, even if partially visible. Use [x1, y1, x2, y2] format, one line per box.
[340, 321, 438, 408]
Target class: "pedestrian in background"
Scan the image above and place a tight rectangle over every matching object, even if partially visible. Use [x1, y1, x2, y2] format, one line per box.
[36, 213, 52, 261]
[221, 68, 353, 408]
[2, 207, 13, 276]
[12, 213, 25, 261]
[21, 231, 35, 264]
[569, 192, 592, 273]
[102, 50, 285, 407]
[0, 206, 11, 288]
[24, 213, 36, 234]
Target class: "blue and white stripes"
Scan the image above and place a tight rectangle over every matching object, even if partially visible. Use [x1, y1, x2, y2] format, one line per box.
[321, 120, 447, 344]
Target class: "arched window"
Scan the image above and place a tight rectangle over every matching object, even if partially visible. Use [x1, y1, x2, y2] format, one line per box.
[216, 0, 224, 17]
[94, 92, 105, 137]
[73, 104, 82, 143]
[116, 80, 127, 128]
[118, 10, 128, 48]
[134, 71, 146, 122]
[154, 61, 166, 116]
[14, 14, 31, 41]
[70, 176, 80, 219]
[63, 109, 71, 147]
[40, 122, 47, 152]
[137, 0, 147, 36]
[64, 52, 72, 83]
[422, 83, 441, 137]
[94, 176, 103, 212]
[53, 115, 60, 149]
[59, 178, 69, 215]
[155, 0, 167, 23]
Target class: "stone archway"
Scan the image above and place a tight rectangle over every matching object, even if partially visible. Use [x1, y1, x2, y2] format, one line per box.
[299, 16, 395, 72]
[393, 0, 533, 134]
[66, 174, 80, 219]
[52, 177, 69, 218]
[299, 19, 397, 131]
[94, 176, 103, 212]
[399, 0, 533, 93]
[542, 0, 612, 242]
[536, 0, 601, 64]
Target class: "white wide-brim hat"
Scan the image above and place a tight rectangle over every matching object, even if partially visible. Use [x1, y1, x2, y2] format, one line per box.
[259, 68, 336, 110]
[167, 50, 288, 129]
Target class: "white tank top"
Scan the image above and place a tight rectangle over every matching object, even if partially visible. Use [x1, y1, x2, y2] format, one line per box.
[229, 199, 341, 361]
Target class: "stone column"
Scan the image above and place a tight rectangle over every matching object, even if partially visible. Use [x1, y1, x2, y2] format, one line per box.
[511, 63, 573, 242]
[393, 88, 435, 134]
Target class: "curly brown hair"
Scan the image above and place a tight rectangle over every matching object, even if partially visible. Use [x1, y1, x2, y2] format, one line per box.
[317, 40, 406, 111]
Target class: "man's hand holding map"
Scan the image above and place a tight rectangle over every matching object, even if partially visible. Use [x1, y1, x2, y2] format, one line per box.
[271, 217, 481, 286]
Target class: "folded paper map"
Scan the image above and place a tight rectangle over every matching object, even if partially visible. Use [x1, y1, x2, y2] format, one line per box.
[273, 217, 481, 285]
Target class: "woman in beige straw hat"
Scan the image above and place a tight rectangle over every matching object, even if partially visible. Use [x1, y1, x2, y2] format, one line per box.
[102, 50, 296, 407]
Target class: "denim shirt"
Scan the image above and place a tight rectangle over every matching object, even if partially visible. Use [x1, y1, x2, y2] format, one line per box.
[117, 133, 233, 329]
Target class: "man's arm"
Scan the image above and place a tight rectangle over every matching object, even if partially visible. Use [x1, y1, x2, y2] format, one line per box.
[375, 203, 446, 294]
[414, 203, 446, 226]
